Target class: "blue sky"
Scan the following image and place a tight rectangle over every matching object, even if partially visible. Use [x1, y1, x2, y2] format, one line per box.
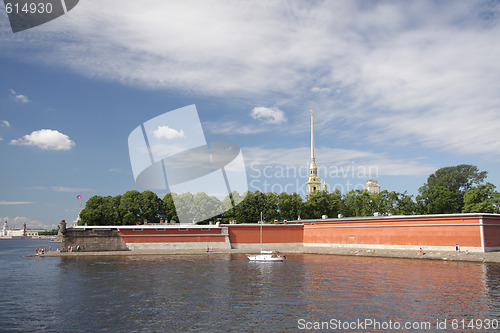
[1, 1, 500, 229]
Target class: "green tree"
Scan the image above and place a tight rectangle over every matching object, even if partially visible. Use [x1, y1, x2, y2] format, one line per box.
[38, 229, 58, 235]
[103, 195, 122, 224]
[386, 191, 416, 215]
[416, 185, 460, 214]
[329, 189, 346, 217]
[263, 192, 279, 222]
[141, 191, 163, 223]
[219, 192, 236, 223]
[79, 195, 119, 225]
[420, 164, 487, 212]
[170, 192, 224, 224]
[234, 191, 265, 223]
[303, 191, 332, 219]
[192, 192, 224, 224]
[163, 193, 178, 222]
[119, 190, 143, 224]
[278, 192, 303, 221]
[343, 190, 373, 217]
[462, 183, 500, 213]
[79, 195, 104, 225]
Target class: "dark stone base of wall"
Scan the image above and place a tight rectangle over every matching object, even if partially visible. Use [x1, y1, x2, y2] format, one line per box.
[62, 228, 129, 252]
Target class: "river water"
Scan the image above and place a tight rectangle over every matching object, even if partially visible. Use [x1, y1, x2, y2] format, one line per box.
[0, 239, 499, 332]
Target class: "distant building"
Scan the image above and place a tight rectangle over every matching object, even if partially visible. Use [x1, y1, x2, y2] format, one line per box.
[306, 109, 322, 197]
[365, 179, 381, 194]
[25, 229, 48, 237]
[1, 221, 7, 237]
[8, 229, 26, 237]
[0, 223, 44, 238]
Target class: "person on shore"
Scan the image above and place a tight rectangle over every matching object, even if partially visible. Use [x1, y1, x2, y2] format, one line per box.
[456, 244, 460, 252]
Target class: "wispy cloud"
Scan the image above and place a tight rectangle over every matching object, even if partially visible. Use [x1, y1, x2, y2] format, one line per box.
[2, 1, 499, 159]
[0, 120, 10, 142]
[10, 129, 75, 150]
[243, 146, 435, 177]
[51, 186, 93, 193]
[203, 120, 267, 135]
[0, 201, 33, 205]
[1, 216, 54, 230]
[30, 186, 94, 192]
[311, 87, 331, 93]
[10, 89, 29, 103]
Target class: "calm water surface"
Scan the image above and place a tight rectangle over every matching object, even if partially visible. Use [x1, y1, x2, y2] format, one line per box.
[0, 239, 499, 332]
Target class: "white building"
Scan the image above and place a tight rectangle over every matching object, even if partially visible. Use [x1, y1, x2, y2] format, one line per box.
[365, 179, 381, 194]
[1, 222, 27, 238]
[1, 221, 7, 237]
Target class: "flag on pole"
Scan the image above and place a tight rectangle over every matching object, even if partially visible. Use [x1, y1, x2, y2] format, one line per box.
[76, 194, 82, 199]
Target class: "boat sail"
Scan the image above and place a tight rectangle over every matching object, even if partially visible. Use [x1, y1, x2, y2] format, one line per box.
[247, 213, 285, 262]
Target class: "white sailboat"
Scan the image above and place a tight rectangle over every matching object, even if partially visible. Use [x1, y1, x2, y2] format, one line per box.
[247, 213, 285, 262]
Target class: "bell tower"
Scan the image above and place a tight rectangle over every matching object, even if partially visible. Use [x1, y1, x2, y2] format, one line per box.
[306, 109, 321, 197]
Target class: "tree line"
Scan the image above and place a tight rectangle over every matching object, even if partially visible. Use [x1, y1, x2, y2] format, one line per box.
[78, 164, 500, 226]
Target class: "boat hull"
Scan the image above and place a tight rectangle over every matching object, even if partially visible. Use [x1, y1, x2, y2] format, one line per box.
[247, 254, 284, 262]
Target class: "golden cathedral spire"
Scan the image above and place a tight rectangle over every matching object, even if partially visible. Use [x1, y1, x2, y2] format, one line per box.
[310, 109, 315, 161]
[306, 109, 321, 197]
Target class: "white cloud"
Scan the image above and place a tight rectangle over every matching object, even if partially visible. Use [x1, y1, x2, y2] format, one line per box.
[311, 87, 331, 93]
[51, 186, 93, 193]
[10, 129, 75, 150]
[10, 89, 29, 103]
[250, 107, 286, 124]
[30, 186, 93, 192]
[153, 125, 185, 139]
[0, 120, 10, 142]
[0, 201, 33, 205]
[1, 216, 54, 230]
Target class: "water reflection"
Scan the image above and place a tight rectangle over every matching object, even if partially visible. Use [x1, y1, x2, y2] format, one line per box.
[46, 254, 500, 332]
[278, 255, 490, 331]
[1, 240, 500, 332]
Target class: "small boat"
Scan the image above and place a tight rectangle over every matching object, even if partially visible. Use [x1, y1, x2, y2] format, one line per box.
[247, 213, 286, 262]
[248, 250, 285, 262]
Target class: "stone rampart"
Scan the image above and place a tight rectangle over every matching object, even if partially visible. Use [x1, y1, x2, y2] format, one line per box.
[62, 228, 128, 252]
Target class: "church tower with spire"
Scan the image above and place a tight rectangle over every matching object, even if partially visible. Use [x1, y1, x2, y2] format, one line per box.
[306, 109, 321, 197]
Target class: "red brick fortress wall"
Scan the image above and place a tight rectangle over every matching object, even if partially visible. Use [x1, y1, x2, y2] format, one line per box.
[225, 224, 303, 249]
[482, 216, 500, 251]
[118, 227, 226, 243]
[300, 215, 487, 252]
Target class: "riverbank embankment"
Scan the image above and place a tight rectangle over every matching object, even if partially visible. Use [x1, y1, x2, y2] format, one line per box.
[32, 246, 500, 263]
